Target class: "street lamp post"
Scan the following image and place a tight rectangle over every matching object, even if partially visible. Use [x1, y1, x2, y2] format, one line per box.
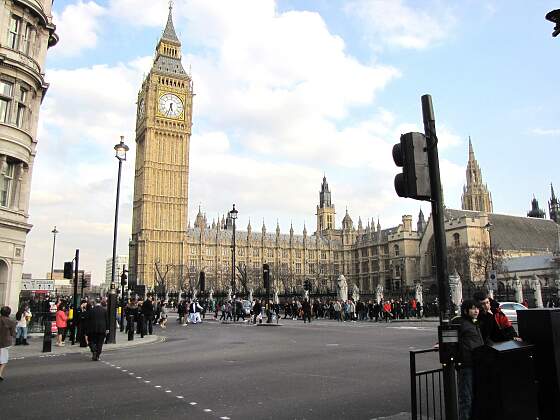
[485, 223, 495, 271]
[108, 136, 129, 344]
[120, 265, 128, 332]
[50, 226, 59, 280]
[230, 204, 238, 319]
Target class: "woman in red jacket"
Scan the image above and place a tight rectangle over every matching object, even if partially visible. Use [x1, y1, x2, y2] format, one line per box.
[55, 303, 68, 347]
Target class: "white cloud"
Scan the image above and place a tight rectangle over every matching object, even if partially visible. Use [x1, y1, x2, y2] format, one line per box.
[531, 128, 560, 136]
[25, 1, 466, 283]
[52, 1, 107, 56]
[346, 0, 455, 50]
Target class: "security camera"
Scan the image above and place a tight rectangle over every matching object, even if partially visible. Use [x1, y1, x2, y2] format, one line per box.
[546, 9, 560, 37]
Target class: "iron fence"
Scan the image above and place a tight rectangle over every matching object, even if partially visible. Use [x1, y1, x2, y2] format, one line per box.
[410, 348, 444, 420]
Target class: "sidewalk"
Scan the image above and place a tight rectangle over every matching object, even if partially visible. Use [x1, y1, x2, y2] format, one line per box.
[10, 331, 163, 359]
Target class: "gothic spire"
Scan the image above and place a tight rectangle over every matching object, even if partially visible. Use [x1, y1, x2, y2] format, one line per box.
[162, 2, 180, 44]
[461, 137, 493, 213]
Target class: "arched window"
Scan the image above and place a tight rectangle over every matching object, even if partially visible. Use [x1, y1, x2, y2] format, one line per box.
[453, 233, 460, 247]
[393, 244, 400, 256]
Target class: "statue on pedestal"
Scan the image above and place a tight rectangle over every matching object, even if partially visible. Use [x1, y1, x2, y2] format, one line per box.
[352, 283, 360, 302]
[376, 283, 384, 304]
[337, 275, 348, 301]
[415, 282, 423, 306]
[448, 270, 462, 313]
[532, 275, 543, 308]
[273, 289, 279, 304]
[248, 288, 253, 302]
[513, 275, 523, 304]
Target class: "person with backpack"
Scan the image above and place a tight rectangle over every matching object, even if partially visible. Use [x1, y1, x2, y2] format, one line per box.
[15, 304, 31, 345]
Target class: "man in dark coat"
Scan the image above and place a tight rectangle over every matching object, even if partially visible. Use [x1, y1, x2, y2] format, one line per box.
[141, 296, 154, 335]
[86, 298, 109, 361]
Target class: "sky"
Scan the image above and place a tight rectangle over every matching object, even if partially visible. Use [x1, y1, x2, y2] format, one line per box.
[23, 0, 560, 284]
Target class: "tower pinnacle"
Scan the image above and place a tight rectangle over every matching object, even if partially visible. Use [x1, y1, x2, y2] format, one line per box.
[461, 138, 493, 213]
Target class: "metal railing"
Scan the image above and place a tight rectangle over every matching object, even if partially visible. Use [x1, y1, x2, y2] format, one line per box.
[410, 348, 444, 420]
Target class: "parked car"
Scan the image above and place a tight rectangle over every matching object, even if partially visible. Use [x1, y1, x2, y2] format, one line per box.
[499, 302, 527, 323]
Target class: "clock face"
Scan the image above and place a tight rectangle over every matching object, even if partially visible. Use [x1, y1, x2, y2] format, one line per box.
[138, 98, 145, 118]
[158, 93, 184, 119]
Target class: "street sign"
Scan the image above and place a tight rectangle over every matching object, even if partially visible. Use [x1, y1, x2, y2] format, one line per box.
[21, 279, 55, 291]
[488, 270, 498, 290]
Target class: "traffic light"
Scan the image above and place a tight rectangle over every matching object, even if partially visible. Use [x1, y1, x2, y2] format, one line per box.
[120, 271, 128, 287]
[199, 271, 205, 292]
[63, 261, 73, 279]
[392, 132, 431, 201]
[263, 264, 270, 290]
[82, 276, 89, 290]
[303, 279, 311, 291]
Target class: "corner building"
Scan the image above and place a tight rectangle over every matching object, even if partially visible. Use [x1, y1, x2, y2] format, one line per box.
[0, 0, 57, 309]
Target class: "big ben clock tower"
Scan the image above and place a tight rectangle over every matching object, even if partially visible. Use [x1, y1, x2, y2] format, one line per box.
[129, 5, 193, 289]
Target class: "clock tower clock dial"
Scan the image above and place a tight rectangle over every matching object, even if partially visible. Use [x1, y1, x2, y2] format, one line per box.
[158, 93, 184, 119]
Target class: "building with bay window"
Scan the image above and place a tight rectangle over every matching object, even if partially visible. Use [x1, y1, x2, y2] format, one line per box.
[0, 0, 57, 309]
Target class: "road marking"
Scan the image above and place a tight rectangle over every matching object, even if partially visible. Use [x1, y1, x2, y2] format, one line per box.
[155, 385, 162, 388]
[136, 376, 142, 379]
[144, 380, 151, 383]
[190, 402, 197, 405]
[165, 390, 172, 393]
[326, 343, 339, 346]
[203, 409, 212, 412]
[176, 396, 184, 399]
[220, 417, 231, 420]
[122, 369, 127, 372]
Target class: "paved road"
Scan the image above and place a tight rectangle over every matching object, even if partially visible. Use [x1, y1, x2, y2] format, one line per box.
[0, 317, 438, 419]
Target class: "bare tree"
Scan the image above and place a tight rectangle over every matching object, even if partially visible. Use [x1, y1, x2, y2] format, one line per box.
[447, 244, 504, 285]
[154, 261, 173, 296]
[236, 263, 249, 294]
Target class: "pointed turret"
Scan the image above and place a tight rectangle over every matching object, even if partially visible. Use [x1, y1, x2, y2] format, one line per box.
[290, 222, 294, 237]
[262, 219, 266, 235]
[303, 223, 308, 237]
[316, 174, 335, 235]
[461, 137, 493, 213]
[194, 205, 205, 229]
[153, 3, 187, 76]
[162, 3, 180, 44]
[247, 218, 252, 234]
[276, 220, 281, 236]
[549, 183, 560, 224]
[528, 195, 545, 218]
[417, 208, 426, 234]
[342, 208, 353, 230]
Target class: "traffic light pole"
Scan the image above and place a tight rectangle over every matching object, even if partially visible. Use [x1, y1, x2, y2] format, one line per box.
[421, 94, 458, 420]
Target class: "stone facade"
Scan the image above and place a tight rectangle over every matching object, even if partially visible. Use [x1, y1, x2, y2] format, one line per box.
[0, 0, 57, 309]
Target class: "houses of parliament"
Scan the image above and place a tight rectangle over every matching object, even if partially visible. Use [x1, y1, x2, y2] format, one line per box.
[129, 8, 560, 295]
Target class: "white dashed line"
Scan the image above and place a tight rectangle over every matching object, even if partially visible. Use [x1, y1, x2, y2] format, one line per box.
[203, 409, 212, 412]
[122, 369, 127, 372]
[155, 385, 162, 388]
[128, 373, 134, 375]
[189, 402, 197, 406]
[144, 380, 151, 383]
[220, 417, 231, 419]
[176, 396, 184, 399]
[165, 390, 172, 393]
[136, 376, 142, 379]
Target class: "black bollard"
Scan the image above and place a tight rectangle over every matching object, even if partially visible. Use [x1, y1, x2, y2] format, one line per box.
[42, 318, 52, 353]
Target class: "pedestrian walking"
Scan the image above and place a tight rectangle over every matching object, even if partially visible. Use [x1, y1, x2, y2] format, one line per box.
[0, 306, 17, 380]
[85, 298, 109, 361]
[15, 304, 31, 345]
[55, 303, 68, 346]
[302, 299, 312, 323]
[141, 296, 154, 335]
[159, 302, 168, 328]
